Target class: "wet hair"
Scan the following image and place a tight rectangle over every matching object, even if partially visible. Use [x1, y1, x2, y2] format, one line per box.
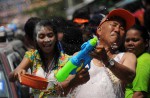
[50, 16, 67, 33]
[34, 19, 57, 38]
[24, 17, 41, 41]
[34, 19, 60, 68]
[61, 27, 83, 55]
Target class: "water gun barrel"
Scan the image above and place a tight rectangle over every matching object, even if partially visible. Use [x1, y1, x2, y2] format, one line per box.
[55, 61, 77, 82]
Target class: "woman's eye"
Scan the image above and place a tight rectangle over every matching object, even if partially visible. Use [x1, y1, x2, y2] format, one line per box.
[38, 34, 45, 39]
[47, 33, 54, 37]
[125, 39, 130, 42]
[125, 38, 140, 42]
[132, 38, 139, 42]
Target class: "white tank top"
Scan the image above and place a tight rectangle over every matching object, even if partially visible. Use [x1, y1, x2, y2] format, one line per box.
[72, 53, 125, 98]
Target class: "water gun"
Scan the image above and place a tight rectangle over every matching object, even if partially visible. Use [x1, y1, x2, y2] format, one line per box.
[55, 37, 98, 82]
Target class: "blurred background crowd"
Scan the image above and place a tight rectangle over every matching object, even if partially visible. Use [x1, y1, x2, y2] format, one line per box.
[0, 0, 150, 51]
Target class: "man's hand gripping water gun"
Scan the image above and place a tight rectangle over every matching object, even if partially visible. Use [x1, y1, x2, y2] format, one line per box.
[55, 37, 98, 82]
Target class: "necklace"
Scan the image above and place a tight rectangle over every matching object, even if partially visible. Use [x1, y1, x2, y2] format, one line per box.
[45, 55, 56, 78]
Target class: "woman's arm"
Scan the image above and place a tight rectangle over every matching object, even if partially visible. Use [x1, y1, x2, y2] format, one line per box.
[9, 57, 32, 82]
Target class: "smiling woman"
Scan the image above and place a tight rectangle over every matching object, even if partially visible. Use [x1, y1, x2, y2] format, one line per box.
[8, 19, 76, 98]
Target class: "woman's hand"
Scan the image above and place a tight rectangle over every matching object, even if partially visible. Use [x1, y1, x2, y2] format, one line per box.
[9, 69, 26, 82]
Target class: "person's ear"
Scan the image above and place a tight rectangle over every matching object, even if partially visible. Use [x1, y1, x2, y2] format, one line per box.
[96, 26, 102, 36]
[97, 27, 101, 31]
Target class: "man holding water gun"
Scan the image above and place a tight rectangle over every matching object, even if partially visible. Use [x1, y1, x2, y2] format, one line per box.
[61, 8, 137, 98]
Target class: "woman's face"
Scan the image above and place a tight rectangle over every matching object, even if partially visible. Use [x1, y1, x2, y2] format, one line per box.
[125, 29, 146, 56]
[36, 26, 57, 54]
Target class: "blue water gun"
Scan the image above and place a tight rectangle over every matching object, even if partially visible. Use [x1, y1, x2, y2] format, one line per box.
[55, 37, 98, 82]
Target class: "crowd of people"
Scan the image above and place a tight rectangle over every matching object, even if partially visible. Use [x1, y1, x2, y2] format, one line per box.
[6, 0, 150, 98]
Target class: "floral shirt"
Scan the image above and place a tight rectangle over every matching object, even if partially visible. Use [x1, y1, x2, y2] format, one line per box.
[24, 49, 71, 98]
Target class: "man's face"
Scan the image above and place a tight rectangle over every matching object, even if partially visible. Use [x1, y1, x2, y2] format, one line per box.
[97, 18, 126, 50]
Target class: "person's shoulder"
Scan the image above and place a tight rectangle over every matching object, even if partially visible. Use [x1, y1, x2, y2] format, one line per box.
[121, 52, 137, 63]
[124, 52, 136, 58]
[25, 49, 37, 57]
[26, 49, 36, 52]
[139, 52, 150, 57]
[138, 52, 150, 63]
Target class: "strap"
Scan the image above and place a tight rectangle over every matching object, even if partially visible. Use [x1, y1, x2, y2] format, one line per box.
[45, 55, 56, 78]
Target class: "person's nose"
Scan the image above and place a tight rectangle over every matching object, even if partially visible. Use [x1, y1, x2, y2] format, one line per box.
[44, 36, 50, 42]
[128, 40, 134, 46]
[114, 25, 120, 33]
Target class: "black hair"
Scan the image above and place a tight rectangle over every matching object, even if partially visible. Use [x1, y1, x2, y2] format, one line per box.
[61, 27, 83, 55]
[24, 17, 41, 41]
[144, 9, 150, 32]
[142, 0, 150, 4]
[73, 8, 90, 20]
[34, 19, 60, 69]
[0, 31, 6, 42]
[128, 24, 149, 50]
[49, 16, 67, 33]
[128, 25, 149, 42]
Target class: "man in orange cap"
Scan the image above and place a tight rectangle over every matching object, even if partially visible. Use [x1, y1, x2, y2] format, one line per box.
[72, 8, 137, 98]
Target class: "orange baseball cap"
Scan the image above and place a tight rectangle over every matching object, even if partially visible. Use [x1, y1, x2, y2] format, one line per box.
[73, 18, 89, 24]
[101, 8, 135, 30]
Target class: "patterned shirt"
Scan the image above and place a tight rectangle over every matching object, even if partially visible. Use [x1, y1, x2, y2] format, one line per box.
[24, 49, 71, 98]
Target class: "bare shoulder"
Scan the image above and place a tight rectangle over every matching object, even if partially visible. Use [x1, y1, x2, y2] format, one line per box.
[123, 52, 137, 60]
[122, 52, 137, 71]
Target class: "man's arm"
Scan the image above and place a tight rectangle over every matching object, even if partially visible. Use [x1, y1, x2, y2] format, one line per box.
[89, 45, 137, 83]
[108, 52, 137, 83]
